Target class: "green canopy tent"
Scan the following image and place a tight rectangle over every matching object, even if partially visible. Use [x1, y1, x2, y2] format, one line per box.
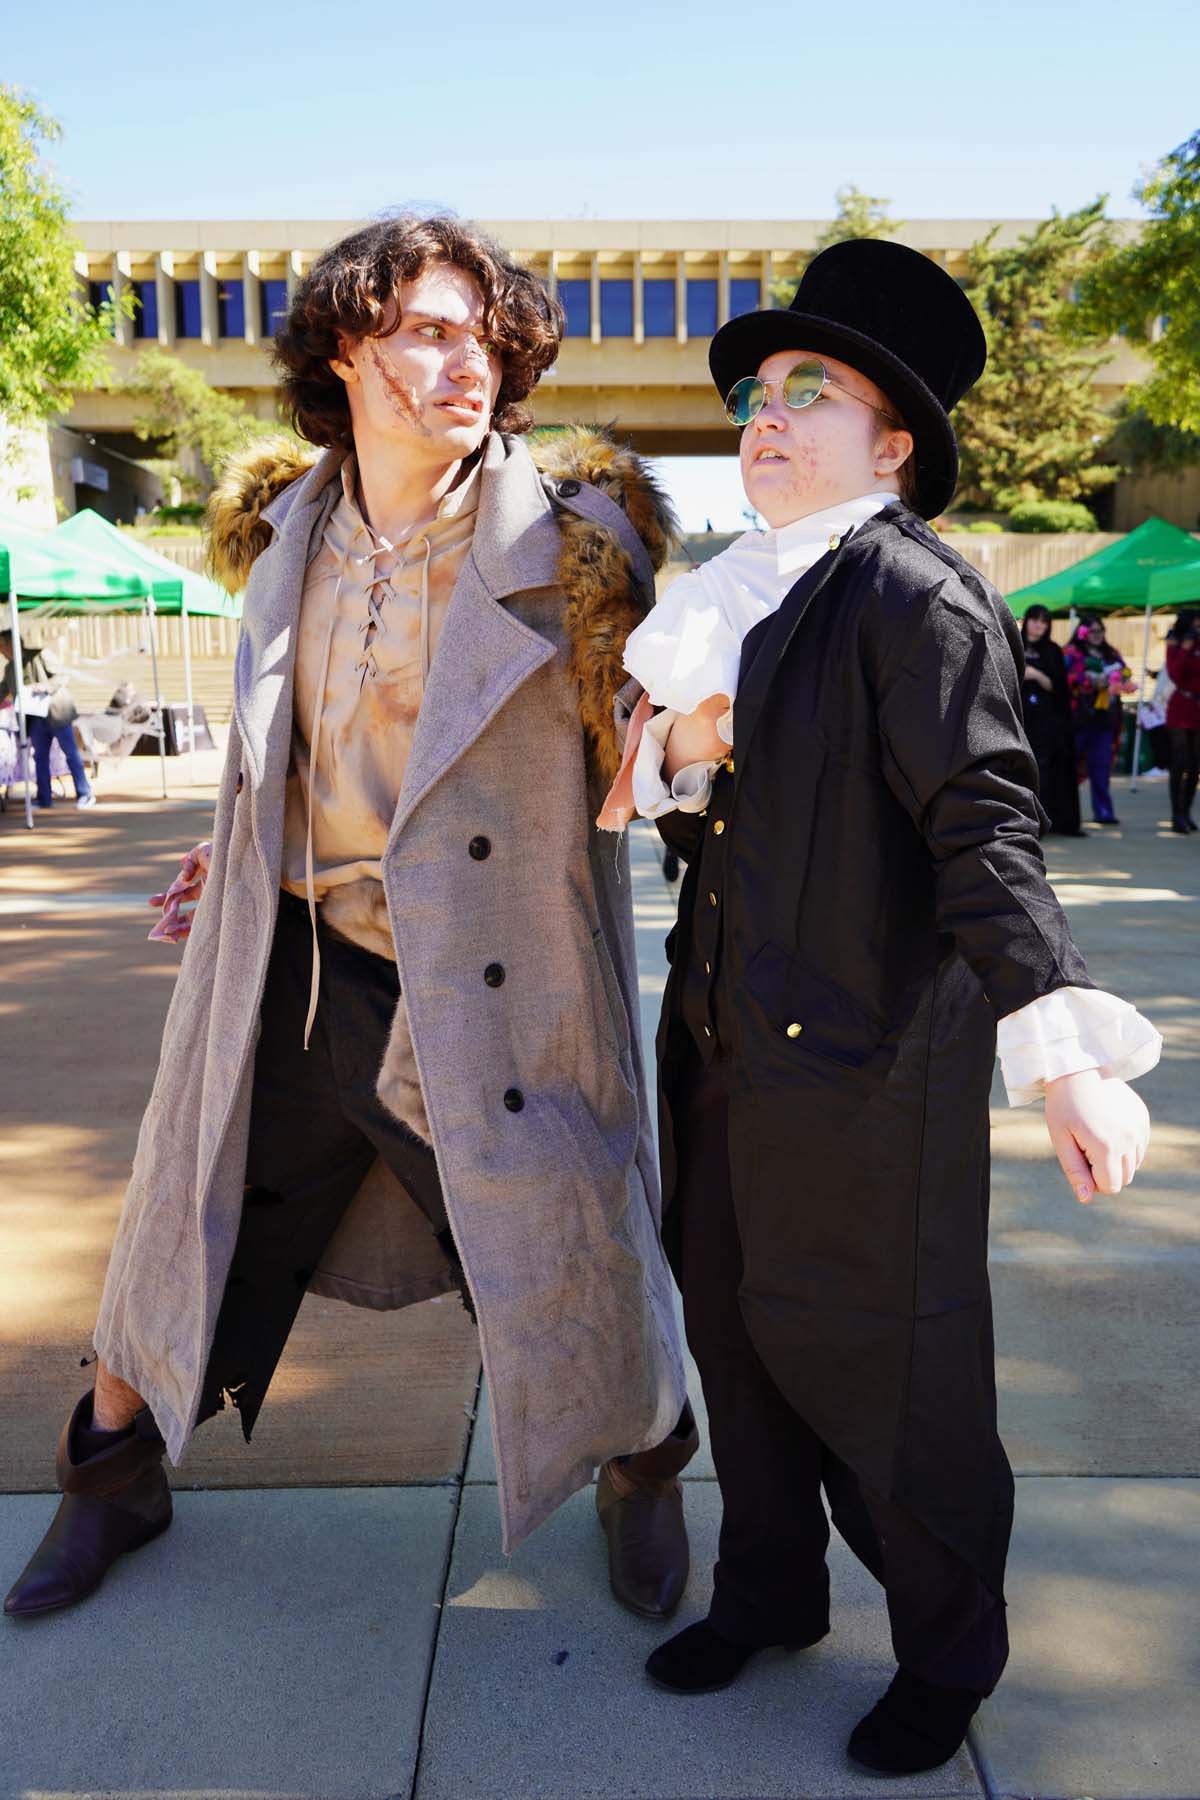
[54, 509, 240, 779]
[1006, 516, 1200, 793]
[0, 521, 154, 828]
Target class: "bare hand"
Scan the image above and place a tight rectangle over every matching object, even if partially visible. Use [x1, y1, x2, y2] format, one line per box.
[1044, 1068, 1150, 1205]
[663, 695, 731, 779]
[148, 840, 212, 943]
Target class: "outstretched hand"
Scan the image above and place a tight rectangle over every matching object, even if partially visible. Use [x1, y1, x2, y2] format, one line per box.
[148, 840, 212, 943]
[1044, 1068, 1150, 1205]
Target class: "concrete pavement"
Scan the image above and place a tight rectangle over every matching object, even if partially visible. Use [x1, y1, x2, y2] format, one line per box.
[1, 767, 1197, 1798]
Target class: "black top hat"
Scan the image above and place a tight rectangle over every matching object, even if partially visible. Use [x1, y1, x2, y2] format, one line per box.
[709, 239, 987, 519]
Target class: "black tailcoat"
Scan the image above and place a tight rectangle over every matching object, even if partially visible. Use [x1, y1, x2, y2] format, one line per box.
[656, 504, 1092, 1599]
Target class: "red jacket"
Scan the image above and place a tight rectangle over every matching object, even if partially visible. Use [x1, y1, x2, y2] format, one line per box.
[1166, 638, 1200, 731]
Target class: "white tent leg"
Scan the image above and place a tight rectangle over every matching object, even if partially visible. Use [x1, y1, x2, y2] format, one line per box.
[182, 599, 196, 784]
[7, 591, 33, 830]
[1129, 601, 1153, 796]
[145, 595, 168, 799]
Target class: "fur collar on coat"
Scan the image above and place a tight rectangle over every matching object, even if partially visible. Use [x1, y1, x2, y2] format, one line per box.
[206, 426, 677, 783]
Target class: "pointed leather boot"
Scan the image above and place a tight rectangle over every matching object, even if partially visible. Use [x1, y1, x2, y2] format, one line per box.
[596, 1407, 700, 1620]
[4, 1392, 171, 1620]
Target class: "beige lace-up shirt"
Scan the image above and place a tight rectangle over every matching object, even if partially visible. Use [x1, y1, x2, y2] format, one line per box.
[280, 451, 481, 1034]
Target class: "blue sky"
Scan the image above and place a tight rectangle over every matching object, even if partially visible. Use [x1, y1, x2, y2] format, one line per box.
[9, 0, 1198, 526]
[10, 0, 1196, 222]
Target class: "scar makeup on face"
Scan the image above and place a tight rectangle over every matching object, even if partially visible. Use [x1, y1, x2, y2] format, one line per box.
[368, 341, 432, 436]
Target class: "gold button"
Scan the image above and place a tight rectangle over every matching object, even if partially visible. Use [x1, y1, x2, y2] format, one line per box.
[828, 533, 841, 551]
[704, 961, 712, 975]
[724, 756, 735, 774]
[698, 809, 707, 819]
[786, 1022, 803, 1039]
[708, 891, 718, 907]
[713, 820, 725, 836]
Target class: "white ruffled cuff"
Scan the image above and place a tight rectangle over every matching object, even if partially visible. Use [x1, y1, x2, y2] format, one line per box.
[630, 708, 721, 819]
[997, 985, 1162, 1108]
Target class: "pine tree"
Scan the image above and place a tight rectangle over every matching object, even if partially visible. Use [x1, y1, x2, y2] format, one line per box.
[814, 185, 902, 251]
[953, 202, 1117, 514]
[771, 186, 901, 306]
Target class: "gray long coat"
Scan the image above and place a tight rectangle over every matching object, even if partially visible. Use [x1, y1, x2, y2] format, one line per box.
[94, 428, 688, 1551]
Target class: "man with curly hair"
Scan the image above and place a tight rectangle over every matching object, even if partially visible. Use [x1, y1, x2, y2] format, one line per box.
[6, 216, 696, 1624]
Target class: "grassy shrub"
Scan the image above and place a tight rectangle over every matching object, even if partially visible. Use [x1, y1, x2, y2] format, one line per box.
[1006, 499, 1099, 534]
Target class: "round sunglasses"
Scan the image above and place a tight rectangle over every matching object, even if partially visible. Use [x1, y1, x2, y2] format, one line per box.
[724, 358, 902, 430]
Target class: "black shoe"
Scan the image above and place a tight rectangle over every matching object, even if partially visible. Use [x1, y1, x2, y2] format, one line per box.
[645, 1617, 826, 1694]
[1171, 815, 1191, 835]
[847, 1667, 982, 1775]
[1095, 816, 1121, 826]
[1187, 816, 1198, 833]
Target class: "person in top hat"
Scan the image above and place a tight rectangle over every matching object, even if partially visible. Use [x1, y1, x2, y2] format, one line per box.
[599, 239, 1159, 1775]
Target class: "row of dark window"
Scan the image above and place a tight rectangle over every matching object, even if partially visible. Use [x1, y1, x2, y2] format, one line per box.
[89, 274, 762, 343]
[558, 277, 761, 338]
[89, 278, 290, 340]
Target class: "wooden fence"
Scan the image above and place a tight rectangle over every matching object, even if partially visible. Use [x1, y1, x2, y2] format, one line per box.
[144, 538, 209, 575]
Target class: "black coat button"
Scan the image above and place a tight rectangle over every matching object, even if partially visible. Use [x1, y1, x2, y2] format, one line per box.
[484, 963, 505, 988]
[468, 836, 491, 861]
[557, 478, 581, 498]
[503, 1088, 525, 1113]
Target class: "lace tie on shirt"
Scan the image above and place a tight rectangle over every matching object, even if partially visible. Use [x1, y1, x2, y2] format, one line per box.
[300, 523, 439, 1049]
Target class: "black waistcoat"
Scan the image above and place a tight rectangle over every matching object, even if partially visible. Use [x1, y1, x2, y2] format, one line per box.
[676, 761, 736, 1058]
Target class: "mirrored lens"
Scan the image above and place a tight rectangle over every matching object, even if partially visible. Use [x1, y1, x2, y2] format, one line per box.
[781, 361, 827, 410]
[725, 377, 764, 426]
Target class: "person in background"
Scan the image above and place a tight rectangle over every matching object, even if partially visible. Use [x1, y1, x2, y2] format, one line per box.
[1064, 616, 1135, 826]
[0, 628, 95, 810]
[1165, 606, 1200, 834]
[1020, 605, 1081, 836]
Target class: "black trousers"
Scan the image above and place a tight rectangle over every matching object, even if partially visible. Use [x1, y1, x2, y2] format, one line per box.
[1168, 726, 1199, 819]
[673, 1040, 1009, 1696]
[198, 891, 451, 1438]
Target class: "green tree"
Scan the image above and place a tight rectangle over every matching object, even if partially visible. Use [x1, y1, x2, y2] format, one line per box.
[814, 184, 902, 251]
[122, 348, 280, 495]
[0, 86, 114, 429]
[1107, 399, 1200, 475]
[770, 185, 902, 306]
[953, 201, 1117, 514]
[1076, 132, 1200, 432]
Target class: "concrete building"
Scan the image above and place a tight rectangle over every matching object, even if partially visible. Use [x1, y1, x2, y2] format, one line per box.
[59, 217, 1192, 529]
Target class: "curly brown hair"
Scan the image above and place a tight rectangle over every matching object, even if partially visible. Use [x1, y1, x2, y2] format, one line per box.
[274, 214, 564, 447]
